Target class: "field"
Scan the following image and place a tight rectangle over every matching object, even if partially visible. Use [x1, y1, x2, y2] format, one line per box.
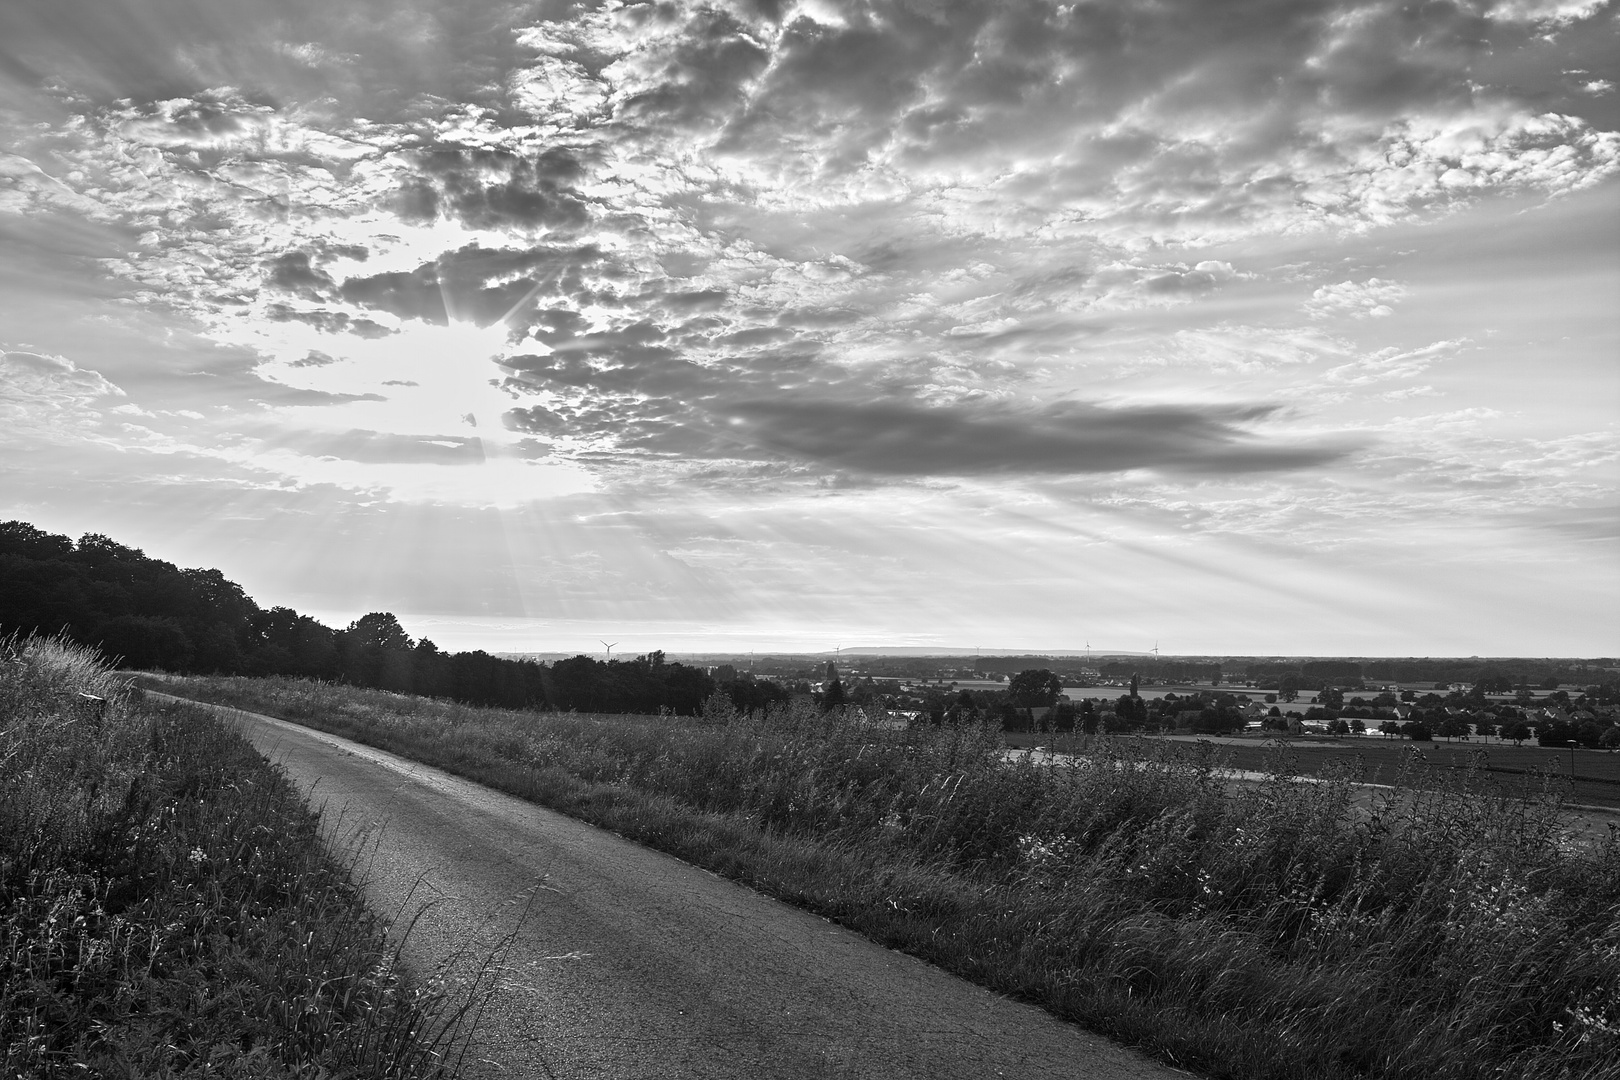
[1003, 731, 1620, 809]
[149, 673, 1620, 1080]
[1, 641, 478, 1076]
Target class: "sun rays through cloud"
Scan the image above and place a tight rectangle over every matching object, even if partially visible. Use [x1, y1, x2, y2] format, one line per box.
[1, 0, 1616, 653]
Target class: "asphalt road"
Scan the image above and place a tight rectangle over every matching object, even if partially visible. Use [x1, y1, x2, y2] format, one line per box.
[162, 693, 1192, 1080]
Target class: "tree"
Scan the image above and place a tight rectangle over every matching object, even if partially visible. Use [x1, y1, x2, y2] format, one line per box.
[1401, 720, 1433, 742]
[1473, 668, 1513, 696]
[1278, 674, 1300, 703]
[345, 612, 414, 651]
[1114, 694, 1148, 728]
[1008, 669, 1063, 709]
[1437, 714, 1471, 741]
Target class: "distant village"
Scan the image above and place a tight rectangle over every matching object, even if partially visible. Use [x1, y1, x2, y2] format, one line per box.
[681, 654, 1620, 748]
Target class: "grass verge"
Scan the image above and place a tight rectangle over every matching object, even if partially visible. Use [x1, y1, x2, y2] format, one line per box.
[152, 674, 1620, 1080]
[2, 641, 478, 1077]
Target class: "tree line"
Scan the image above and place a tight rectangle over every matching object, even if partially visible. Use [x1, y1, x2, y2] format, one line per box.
[0, 521, 719, 714]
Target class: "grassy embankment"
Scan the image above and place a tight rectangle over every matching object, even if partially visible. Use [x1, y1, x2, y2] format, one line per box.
[2, 642, 481, 1077]
[158, 674, 1620, 1080]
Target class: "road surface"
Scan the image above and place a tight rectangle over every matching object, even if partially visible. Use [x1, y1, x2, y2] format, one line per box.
[158, 693, 1192, 1080]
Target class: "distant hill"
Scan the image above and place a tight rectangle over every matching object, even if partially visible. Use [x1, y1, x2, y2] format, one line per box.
[828, 647, 1154, 657]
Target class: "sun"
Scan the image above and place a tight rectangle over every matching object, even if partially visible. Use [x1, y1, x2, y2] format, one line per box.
[237, 318, 594, 504]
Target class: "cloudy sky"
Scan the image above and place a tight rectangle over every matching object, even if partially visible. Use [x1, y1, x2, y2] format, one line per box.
[2, 0, 1616, 656]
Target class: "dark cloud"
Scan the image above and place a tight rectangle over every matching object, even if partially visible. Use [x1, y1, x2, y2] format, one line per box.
[660, 288, 729, 312]
[721, 398, 1355, 477]
[265, 303, 395, 339]
[400, 147, 592, 232]
[265, 251, 335, 300]
[338, 243, 604, 327]
[613, 6, 773, 130]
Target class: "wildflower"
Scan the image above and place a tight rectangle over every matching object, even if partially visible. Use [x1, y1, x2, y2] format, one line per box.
[188, 847, 207, 865]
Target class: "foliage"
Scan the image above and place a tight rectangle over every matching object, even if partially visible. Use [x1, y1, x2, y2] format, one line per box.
[1008, 669, 1063, 709]
[158, 673, 1620, 1080]
[0, 519, 716, 716]
[1, 638, 473, 1078]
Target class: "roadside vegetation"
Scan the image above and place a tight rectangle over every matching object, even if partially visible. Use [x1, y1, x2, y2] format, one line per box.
[153, 673, 1620, 1080]
[1, 639, 477, 1077]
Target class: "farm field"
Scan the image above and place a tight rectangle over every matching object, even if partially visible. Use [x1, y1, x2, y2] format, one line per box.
[1002, 732, 1620, 809]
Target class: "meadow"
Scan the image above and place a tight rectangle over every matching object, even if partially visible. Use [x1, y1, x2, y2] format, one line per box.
[152, 674, 1620, 1080]
[1, 641, 479, 1077]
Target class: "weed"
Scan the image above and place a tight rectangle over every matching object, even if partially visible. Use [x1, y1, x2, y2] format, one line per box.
[2, 640, 477, 1077]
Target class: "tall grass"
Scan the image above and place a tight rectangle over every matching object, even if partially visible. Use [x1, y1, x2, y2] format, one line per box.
[160, 674, 1620, 1080]
[1, 640, 477, 1077]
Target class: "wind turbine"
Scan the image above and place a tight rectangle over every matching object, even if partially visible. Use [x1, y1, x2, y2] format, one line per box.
[1152, 641, 1160, 660]
[601, 640, 618, 661]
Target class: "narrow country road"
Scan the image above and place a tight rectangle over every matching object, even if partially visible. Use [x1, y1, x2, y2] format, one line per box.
[156, 692, 1194, 1080]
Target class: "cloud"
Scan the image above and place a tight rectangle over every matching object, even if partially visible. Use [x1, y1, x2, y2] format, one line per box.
[504, 391, 1355, 478]
[1142, 261, 1237, 295]
[265, 304, 397, 339]
[265, 251, 337, 300]
[338, 243, 606, 327]
[721, 398, 1357, 477]
[1304, 278, 1409, 319]
[255, 427, 489, 466]
[402, 146, 594, 232]
[0, 349, 124, 428]
[1324, 339, 1467, 385]
[1485, 0, 1606, 25]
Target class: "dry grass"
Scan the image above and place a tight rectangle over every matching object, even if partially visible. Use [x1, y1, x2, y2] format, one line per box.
[156, 674, 1620, 1080]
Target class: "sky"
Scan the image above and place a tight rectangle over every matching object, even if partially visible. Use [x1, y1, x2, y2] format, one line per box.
[1, 0, 1617, 657]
